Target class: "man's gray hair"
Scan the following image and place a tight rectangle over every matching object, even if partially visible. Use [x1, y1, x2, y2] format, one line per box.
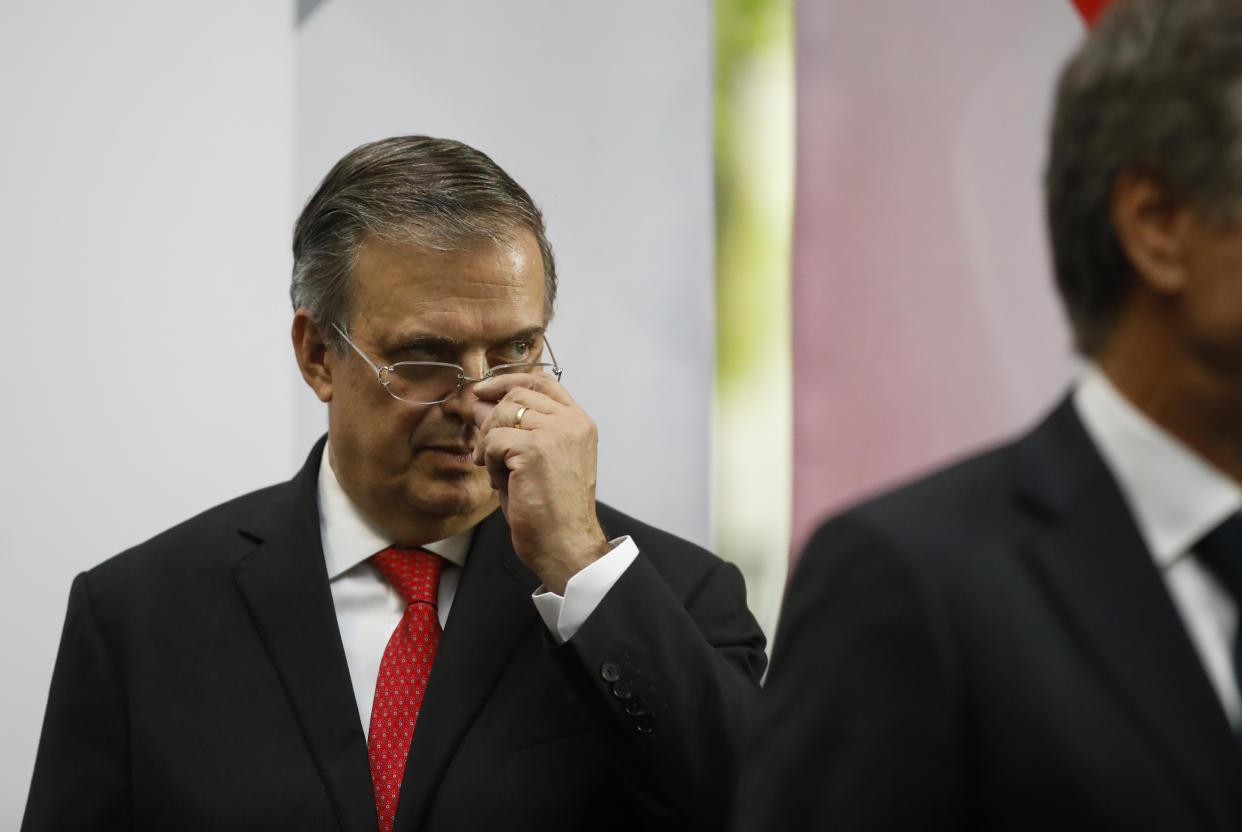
[1046, 0, 1242, 355]
[291, 136, 557, 351]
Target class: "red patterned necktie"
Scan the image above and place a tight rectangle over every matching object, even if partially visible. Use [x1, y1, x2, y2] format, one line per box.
[368, 547, 443, 832]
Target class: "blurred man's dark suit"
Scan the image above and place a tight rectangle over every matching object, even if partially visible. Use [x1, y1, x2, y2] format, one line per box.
[734, 396, 1242, 831]
[24, 437, 765, 831]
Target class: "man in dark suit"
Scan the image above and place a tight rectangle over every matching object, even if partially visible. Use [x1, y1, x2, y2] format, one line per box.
[733, 0, 1242, 829]
[23, 136, 766, 831]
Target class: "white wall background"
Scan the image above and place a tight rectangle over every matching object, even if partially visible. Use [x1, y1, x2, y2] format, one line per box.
[1, 2, 296, 824]
[1, 1, 714, 825]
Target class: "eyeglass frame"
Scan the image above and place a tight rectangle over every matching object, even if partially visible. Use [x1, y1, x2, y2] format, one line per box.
[332, 323, 563, 405]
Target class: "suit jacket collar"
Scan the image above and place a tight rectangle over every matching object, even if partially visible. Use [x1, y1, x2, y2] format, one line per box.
[233, 436, 380, 832]
[1073, 365, 1242, 566]
[1014, 398, 1242, 829]
[231, 439, 544, 831]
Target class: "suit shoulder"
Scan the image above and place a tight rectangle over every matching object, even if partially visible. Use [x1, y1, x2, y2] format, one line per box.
[860, 440, 1019, 524]
[800, 438, 1025, 581]
[85, 479, 294, 588]
[835, 397, 1084, 540]
[595, 501, 725, 589]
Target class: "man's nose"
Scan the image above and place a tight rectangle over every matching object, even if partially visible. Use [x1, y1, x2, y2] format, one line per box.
[439, 362, 488, 421]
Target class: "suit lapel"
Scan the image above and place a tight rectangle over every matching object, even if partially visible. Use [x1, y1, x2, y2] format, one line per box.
[1016, 400, 1242, 829]
[233, 438, 379, 832]
[393, 508, 541, 831]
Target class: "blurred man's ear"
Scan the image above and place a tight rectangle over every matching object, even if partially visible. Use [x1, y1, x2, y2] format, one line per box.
[1112, 171, 1194, 295]
[292, 310, 334, 403]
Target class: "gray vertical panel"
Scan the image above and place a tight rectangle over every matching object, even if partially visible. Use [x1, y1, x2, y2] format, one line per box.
[1, 3, 296, 825]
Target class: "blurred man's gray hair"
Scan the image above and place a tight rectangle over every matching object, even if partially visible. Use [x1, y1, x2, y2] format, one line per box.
[1046, 0, 1242, 354]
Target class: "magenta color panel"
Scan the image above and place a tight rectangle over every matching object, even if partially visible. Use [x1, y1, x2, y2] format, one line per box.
[791, 1, 1085, 556]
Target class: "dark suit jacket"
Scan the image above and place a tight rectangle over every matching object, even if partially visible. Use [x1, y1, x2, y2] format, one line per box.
[24, 438, 766, 832]
[733, 398, 1242, 831]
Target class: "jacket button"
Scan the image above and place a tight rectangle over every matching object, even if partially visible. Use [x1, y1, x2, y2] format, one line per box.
[612, 679, 634, 699]
[634, 714, 655, 734]
[624, 698, 647, 716]
[600, 662, 621, 682]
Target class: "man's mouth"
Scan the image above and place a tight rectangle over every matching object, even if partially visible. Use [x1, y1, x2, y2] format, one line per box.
[421, 444, 476, 463]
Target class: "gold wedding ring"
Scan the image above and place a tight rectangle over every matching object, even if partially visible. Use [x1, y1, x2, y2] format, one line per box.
[515, 405, 528, 429]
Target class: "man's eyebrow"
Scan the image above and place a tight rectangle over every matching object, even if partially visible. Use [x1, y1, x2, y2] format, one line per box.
[500, 326, 547, 343]
[390, 333, 458, 352]
[389, 327, 546, 352]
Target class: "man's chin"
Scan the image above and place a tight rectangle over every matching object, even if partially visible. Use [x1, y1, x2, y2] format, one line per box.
[409, 480, 497, 522]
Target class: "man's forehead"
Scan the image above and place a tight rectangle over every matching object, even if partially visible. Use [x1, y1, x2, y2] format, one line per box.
[355, 231, 542, 280]
[358, 221, 536, 258]
[350, 231, 546, 339]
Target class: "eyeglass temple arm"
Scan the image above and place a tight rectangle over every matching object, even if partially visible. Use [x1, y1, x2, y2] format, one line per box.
[543, 337, 563, 381]
[332, 323, 385, 377]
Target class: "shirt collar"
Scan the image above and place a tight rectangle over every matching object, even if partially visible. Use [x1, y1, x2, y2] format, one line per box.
[317, 441, 472, 579]
[1073, 365, 1242, 568]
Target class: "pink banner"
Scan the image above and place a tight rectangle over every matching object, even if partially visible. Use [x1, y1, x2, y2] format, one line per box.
[791, 1, 1086, 555]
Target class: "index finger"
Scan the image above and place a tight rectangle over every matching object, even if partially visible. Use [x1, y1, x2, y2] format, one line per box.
[472, 368, 574, 407]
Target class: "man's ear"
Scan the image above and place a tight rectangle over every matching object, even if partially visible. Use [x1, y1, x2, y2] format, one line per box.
[292, 310, 334, 403]
[1112, 171, 1194, 295]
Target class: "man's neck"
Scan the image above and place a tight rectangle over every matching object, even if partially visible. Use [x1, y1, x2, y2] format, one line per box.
[1098, 318, 1242, 486]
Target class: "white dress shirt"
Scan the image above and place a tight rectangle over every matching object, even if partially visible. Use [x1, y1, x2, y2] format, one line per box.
[1074, 366, 1242, 727]
[317, 443, 638, 735]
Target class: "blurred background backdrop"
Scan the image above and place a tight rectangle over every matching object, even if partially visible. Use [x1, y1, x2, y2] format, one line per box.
[2, 0, 1090, 822]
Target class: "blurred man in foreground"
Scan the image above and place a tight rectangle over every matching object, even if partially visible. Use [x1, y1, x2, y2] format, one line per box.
[24, 136, 765, 832]
[734, 0, 1242, 828]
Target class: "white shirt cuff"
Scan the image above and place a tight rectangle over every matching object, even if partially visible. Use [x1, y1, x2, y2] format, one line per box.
[531, 536, 639, 644]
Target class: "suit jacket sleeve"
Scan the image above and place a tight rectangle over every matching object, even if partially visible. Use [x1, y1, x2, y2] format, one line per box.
[731, 512, 967, 832]
[551, 549, 766, 830]
[24, 572, 132, 832]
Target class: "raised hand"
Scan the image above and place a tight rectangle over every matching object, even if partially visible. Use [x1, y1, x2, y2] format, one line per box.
[471, 371, 610, 593]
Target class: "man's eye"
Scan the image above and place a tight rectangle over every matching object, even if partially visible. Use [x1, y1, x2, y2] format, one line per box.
[497, 341, 532, 363]
[399, 345, 446, 362]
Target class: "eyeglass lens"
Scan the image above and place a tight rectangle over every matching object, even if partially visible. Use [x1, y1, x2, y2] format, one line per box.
[385, 362, 555, 404]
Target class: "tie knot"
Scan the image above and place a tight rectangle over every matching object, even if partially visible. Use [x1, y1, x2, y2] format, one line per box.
[371, 547, 442, 607]
[1196, 513, 1242, 600]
